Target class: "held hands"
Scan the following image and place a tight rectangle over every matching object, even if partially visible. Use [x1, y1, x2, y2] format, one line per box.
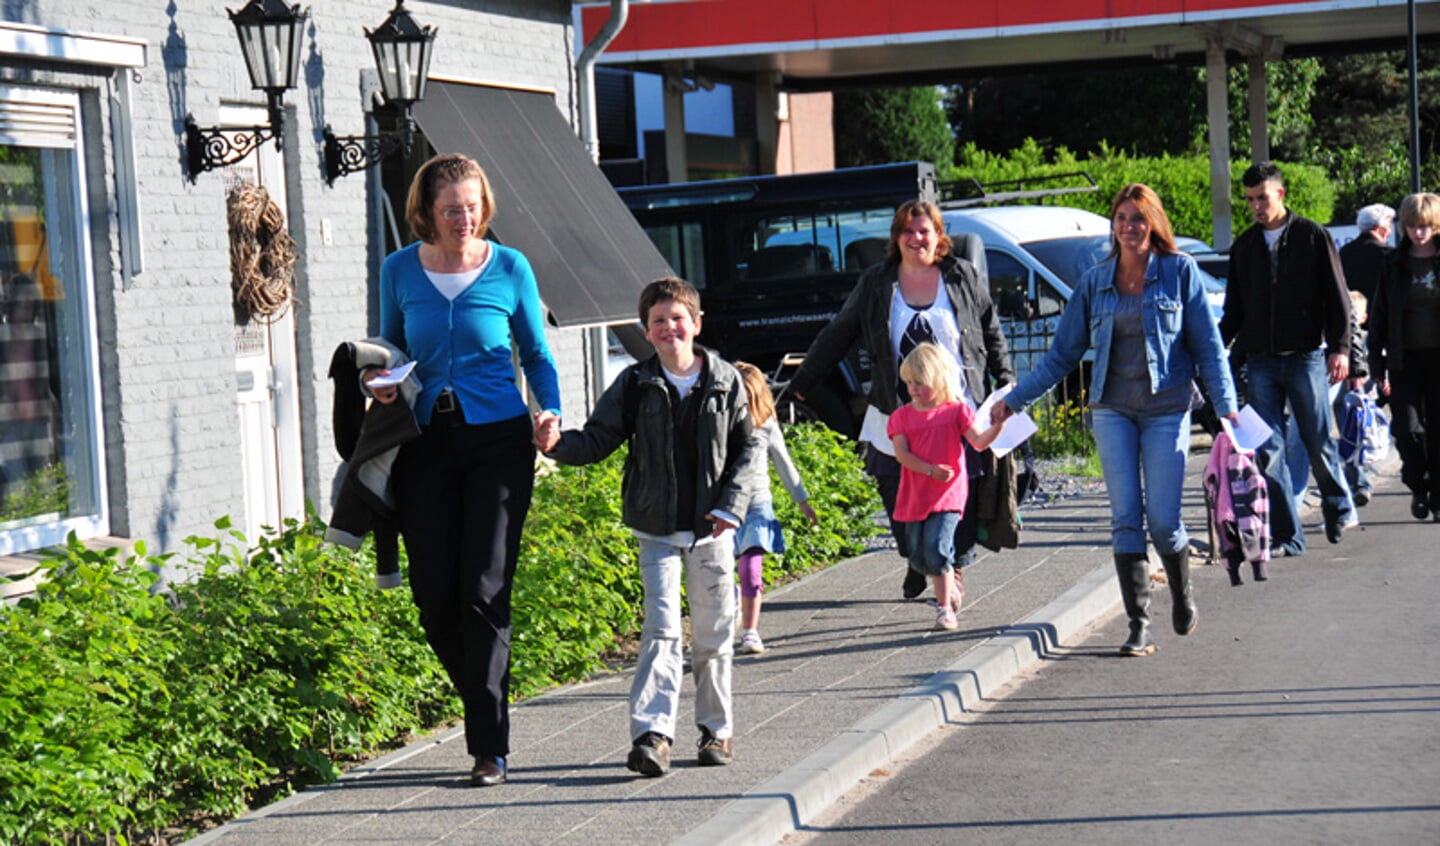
[705, 513, 739, 539]
[532, 411, 561, 452]
[990, 401, 1014, 427]
[362, 368, 399, 405]
[1326, 352, 1350, 386]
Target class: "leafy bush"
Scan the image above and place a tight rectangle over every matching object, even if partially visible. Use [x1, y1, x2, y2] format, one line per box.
[1028, 392, 1097, 464]
[0, 423, 877, 844]
[954, 139, 1338, 242]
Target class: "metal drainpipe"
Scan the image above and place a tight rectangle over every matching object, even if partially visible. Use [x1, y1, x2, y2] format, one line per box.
[576, 0, 629, 411]
[577, 0, 628, 164]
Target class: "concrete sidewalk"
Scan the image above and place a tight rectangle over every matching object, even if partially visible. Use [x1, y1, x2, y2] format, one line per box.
[185, 455, 1215, 846]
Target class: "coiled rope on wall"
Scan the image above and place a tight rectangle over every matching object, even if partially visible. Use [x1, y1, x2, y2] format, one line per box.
[227, 184, 298, 321]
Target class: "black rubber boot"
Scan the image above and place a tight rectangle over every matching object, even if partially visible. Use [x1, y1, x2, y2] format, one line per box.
[1252, 559, 1268, 582]
[902, 566, 927, 600]
[1226, 562, 1244, 587]
[1159, 547, 1198, 636]
[1114, 553, 1155, 656]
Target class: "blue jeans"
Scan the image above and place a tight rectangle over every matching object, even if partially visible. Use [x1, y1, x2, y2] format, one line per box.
[906, 511, 959, 576]
[1245, 352, 1354, 553]
[1091, 408, 1191, 556]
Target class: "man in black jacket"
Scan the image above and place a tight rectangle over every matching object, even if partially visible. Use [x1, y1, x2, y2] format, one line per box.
[1220, 161, 1355, 555]
[1339, 203, 1395, 306]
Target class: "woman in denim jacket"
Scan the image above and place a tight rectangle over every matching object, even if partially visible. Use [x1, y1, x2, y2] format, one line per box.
[994, 184, 1237, 657]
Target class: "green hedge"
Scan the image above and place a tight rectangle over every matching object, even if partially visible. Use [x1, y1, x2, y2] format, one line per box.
[0, 423, 879, 845]
[953, 139, 1337, 244]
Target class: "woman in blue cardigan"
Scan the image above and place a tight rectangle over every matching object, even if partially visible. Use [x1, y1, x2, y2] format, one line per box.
[366, 154, 560, 786]
[995, 184, 1236, 657]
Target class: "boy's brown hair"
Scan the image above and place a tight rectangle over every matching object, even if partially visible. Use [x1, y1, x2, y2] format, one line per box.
[637, 276, 702, 325]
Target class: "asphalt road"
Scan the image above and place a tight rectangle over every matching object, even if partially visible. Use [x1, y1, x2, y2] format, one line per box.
[787, 472, 1440, 846]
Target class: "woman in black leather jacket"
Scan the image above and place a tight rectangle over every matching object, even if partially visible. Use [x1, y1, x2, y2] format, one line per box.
[788, 200, 1013, 600]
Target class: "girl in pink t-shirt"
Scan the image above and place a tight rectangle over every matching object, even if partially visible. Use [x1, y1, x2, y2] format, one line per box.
[886, 343, 1003, 630]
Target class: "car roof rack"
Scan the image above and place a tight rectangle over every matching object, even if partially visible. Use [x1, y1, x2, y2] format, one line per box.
[938, 171, 1099, 209]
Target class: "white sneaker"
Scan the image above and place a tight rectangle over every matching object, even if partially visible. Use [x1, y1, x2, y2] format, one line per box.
[738, 631, 765, 654]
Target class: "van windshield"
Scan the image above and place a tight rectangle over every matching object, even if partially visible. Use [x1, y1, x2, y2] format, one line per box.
[1023, 235, 1112, 287]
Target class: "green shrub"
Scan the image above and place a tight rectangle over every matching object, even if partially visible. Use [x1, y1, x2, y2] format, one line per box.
[954, 140, 1338, 242]
[0, 422, 878, 844]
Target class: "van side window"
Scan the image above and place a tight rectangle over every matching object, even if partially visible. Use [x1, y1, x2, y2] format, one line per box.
[644, 222, 706, 289]
[738, 213, 841, 281]
[986, 250, 1031, 319]
[1035, 278, 1064, 318]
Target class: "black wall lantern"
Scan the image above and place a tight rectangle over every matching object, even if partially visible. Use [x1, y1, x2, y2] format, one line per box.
[185, 0, 310, 181]
[323, 0, 438, 185]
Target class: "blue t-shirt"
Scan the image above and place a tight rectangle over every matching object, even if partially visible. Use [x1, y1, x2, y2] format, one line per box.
[379, 241, 561, 425]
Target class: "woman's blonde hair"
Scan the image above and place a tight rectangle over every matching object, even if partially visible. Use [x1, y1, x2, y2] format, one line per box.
[734, 361, 775, 427]
[405, 154, 495, 243]
[897, 342, 956, 405]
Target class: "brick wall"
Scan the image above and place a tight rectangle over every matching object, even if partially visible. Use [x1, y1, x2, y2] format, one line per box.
[1, 1, 590, 555]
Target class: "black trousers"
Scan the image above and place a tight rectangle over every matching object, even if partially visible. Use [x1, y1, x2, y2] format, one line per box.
[1390, 348, 1440, 508]
[395, 412, 535, 758]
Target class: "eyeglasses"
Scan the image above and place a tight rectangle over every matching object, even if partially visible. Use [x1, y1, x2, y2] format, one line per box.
[440, 205, 480, 222]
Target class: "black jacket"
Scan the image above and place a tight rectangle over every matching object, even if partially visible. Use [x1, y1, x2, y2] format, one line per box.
[548, 349, 763, 537]
[1339, 231, 1392, 304]
[1369, 247, 1432, 379]
[788, 254, 1013, 413]
[1221, 212, 1351, 357]
[325, 339, 421, 585]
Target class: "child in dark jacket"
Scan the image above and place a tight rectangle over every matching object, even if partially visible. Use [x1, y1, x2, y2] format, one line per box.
[538, 277, 763, 777]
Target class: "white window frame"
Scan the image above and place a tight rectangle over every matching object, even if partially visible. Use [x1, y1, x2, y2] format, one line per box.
[0, 84, 109, 554]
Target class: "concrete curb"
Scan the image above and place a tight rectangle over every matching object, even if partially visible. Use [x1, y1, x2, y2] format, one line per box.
[674, 561, 1121, 846]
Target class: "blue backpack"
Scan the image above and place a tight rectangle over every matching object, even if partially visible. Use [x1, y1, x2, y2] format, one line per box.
[1336, 389, 1390, 468]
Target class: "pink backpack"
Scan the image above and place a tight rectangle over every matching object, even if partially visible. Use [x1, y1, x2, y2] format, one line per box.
[1203, 430, 1271, 578]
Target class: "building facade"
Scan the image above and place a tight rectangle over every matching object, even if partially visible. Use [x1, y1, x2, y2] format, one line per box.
[0, 0, 650, 570]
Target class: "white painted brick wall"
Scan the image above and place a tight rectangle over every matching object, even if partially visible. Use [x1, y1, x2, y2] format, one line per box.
[4, 0, 591, 555]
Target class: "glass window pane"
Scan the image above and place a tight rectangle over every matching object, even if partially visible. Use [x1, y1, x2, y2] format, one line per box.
[0, 142, 101, 538]
[986, 250, 1031, 319]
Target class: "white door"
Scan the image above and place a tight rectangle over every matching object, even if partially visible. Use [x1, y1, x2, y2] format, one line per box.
[224, 106, 304, 542]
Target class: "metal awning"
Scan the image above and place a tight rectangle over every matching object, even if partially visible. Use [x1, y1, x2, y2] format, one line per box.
[412, 80, 672, 328]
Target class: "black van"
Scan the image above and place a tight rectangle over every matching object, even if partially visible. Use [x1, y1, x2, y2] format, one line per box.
[616, 162, 939, 435]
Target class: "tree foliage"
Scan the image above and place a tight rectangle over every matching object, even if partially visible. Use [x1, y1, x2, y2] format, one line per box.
[953, 139, 1335, 241]
[939, 48, 1436, 228]
[834, 86, 955, 176]
[945, 66, 1205, 157]
[1225, 57, 1323, 161]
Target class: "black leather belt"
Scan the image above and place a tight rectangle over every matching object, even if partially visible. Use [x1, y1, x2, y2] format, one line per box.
[434, 390, 459, 414]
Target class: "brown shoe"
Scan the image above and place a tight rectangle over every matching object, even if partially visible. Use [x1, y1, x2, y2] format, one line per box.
[469, 756, 506, 787]
[697, 727, 733, 766]
[627, 731, 671, 776]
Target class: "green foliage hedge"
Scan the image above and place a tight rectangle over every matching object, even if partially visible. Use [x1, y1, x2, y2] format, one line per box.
[0, 423, 878, 845]
[953, 138, 1337, 244]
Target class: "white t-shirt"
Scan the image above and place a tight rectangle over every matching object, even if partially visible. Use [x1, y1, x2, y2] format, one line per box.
[424, 250, 493, 300]
[862, 281, 976, 453]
